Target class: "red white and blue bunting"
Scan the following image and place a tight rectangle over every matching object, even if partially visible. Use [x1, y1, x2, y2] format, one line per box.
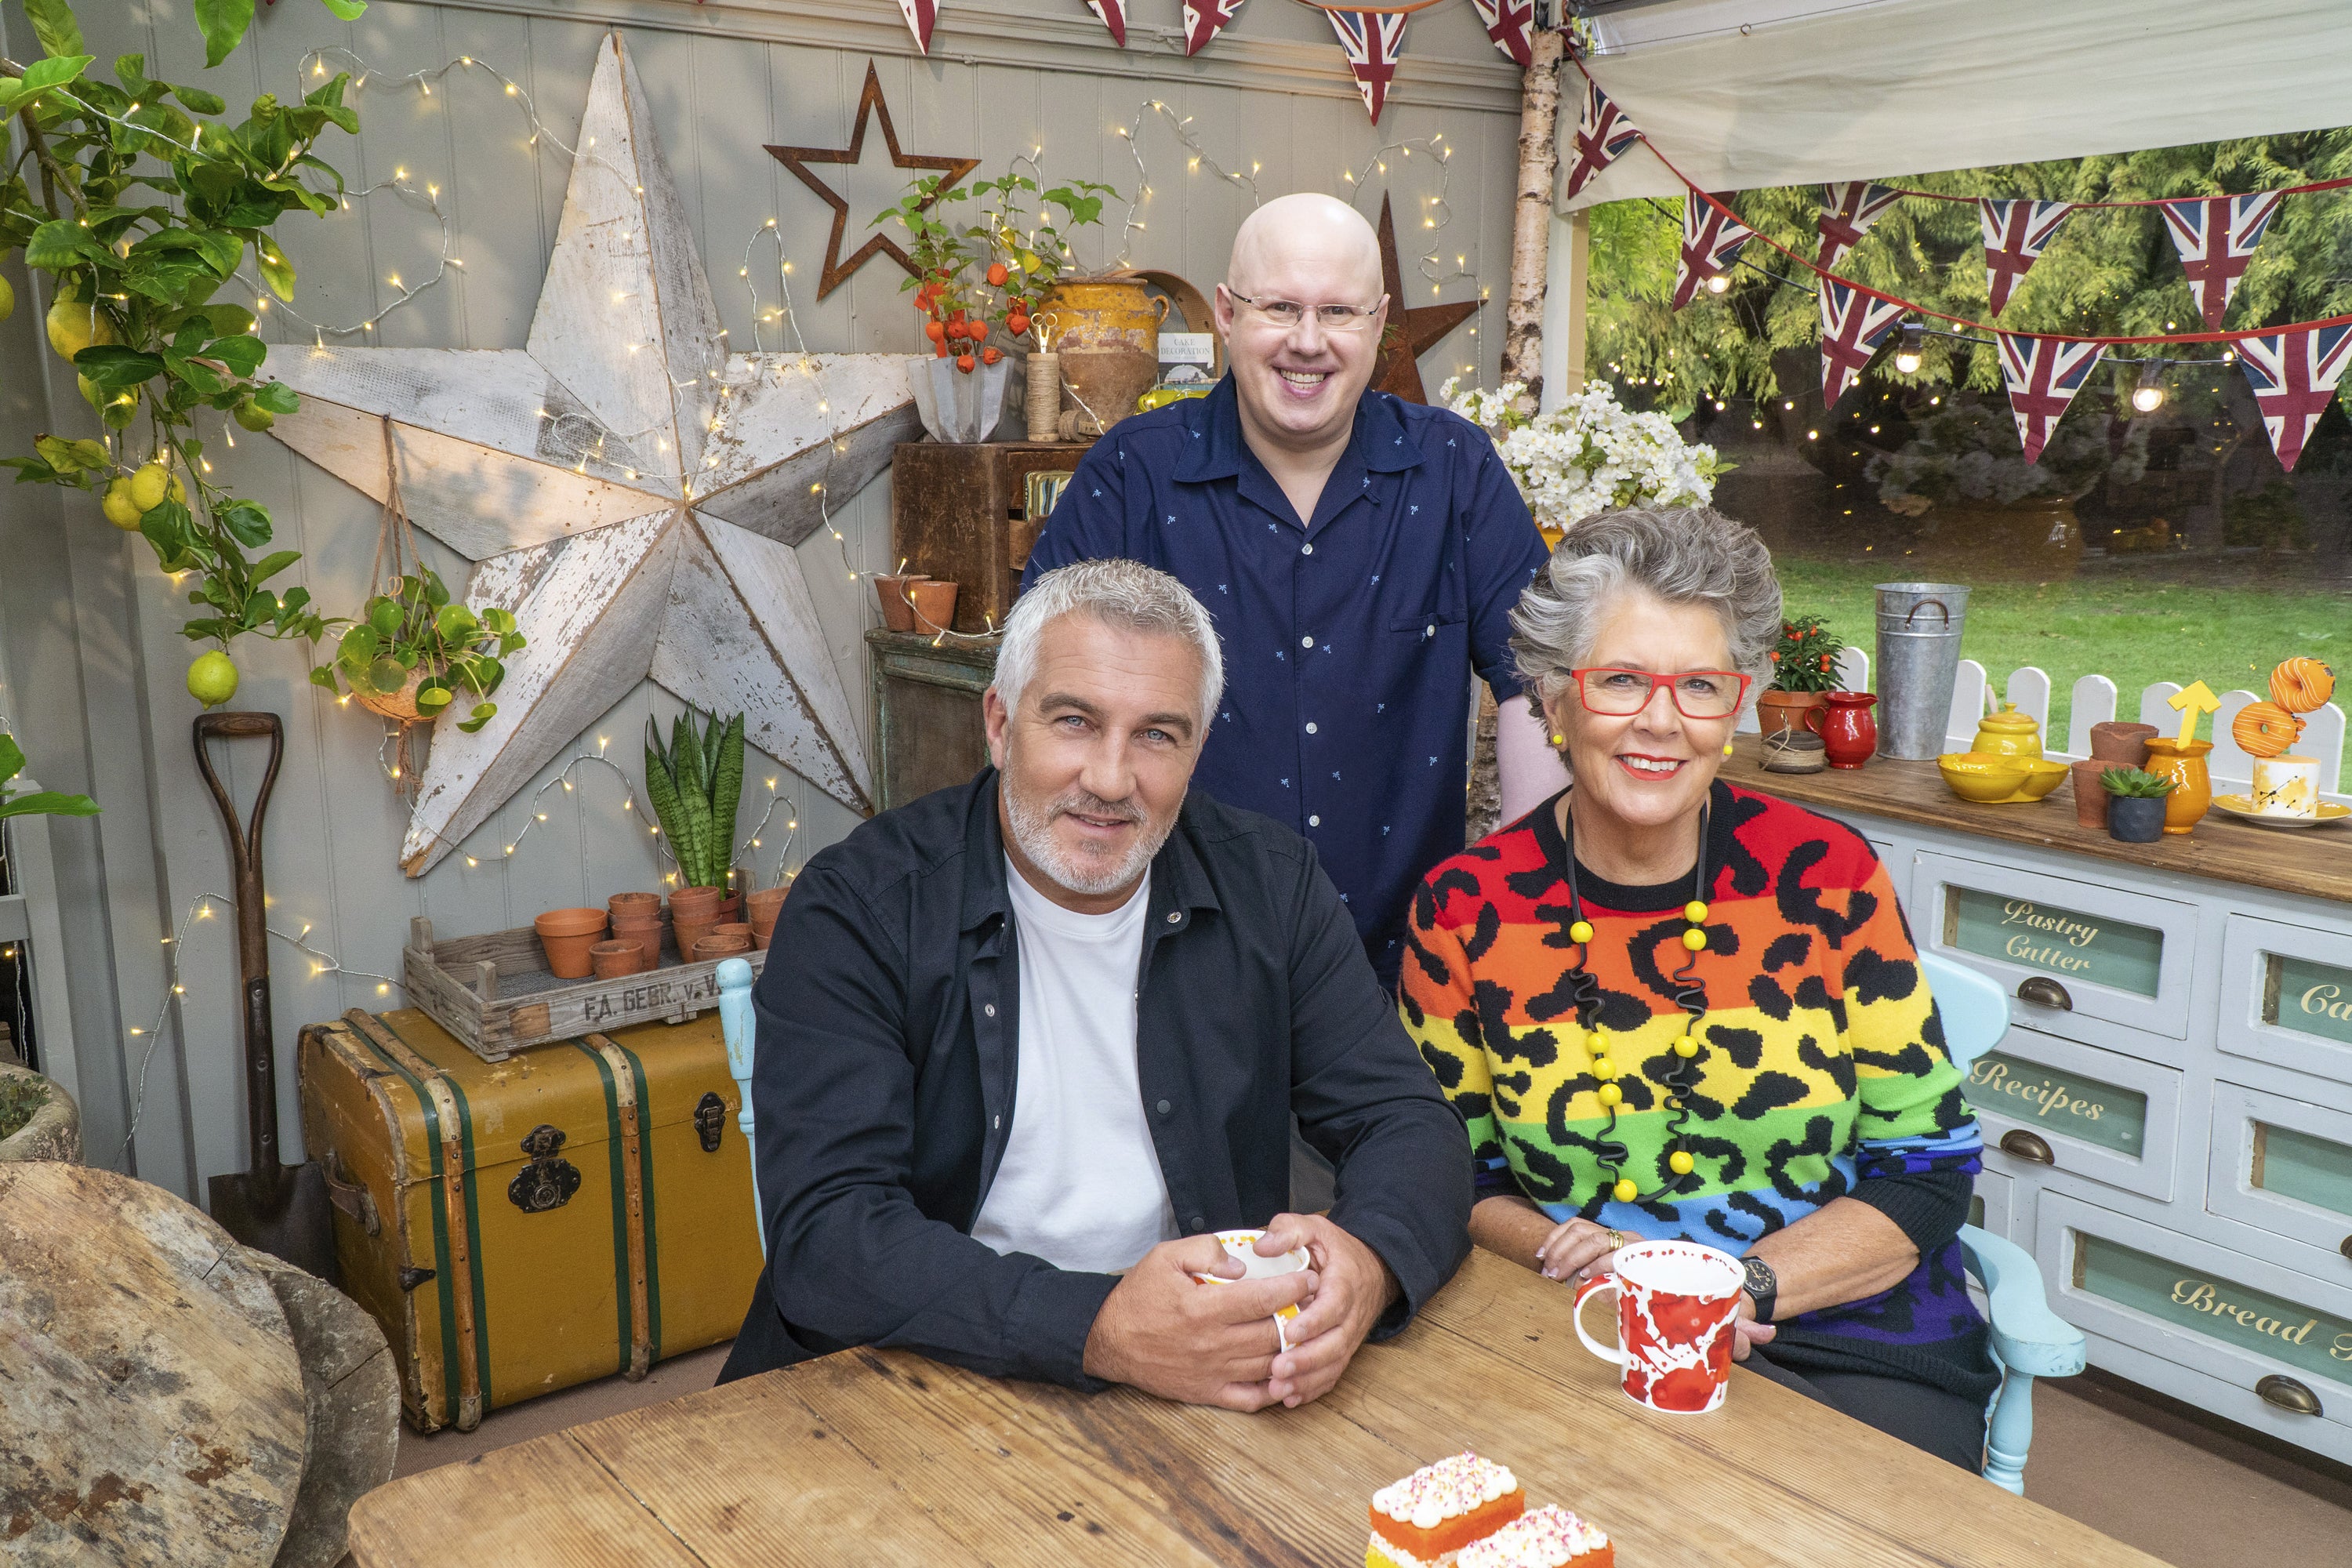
[1998, 334, 2105, 463]
[2160, 192, 2285, 329]
[1565, 78, 1643, 202]
[1819, 280, 1907, 410]
[898, 0, 939, 53]
[2238, 324, 2352, 472]
[1085, 0, 1129, 45]
[1980, 199, 2074, 317]
[1672, 191, 1755, 310]
[1181, 0, 1248, 55]
[1467, 0, 1537, 67]
[1815, 181, 1901, 273]
[1326, 9, 1410, 125]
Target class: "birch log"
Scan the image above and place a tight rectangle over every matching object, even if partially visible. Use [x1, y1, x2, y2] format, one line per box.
[1503, 27, 1566, 396]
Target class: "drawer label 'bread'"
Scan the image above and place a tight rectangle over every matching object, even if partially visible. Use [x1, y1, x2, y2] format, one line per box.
[1966, 1051, 2146, 1155]
[2077, 1235, 2352, 1387]
[1944, 888, 2163, 996]
[2253, 1120, 2352, 1221]
[2265, 954, 2352, 1049]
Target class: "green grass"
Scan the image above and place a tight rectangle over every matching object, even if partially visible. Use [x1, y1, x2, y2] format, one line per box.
[1777, 560, 2350, 771]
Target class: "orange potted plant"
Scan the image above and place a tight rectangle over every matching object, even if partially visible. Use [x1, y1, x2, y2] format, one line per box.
[1758, 615, 1846, 737]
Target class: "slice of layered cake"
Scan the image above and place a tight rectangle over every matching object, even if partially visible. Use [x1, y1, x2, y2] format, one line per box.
[1366, 1452, 1526, 1568]
[1454, 1504, 1613, 1568]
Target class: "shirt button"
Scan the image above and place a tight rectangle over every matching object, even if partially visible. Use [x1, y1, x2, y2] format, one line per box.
[1308, 814, 1321, 827]
[1166, 911, 1181, 924]
[983, 1004, 996, 1017]
[1301, 543, 1314, 555]
[1156, 1099, 1172, 1116]
[1189, 1214, 1207, 1230]
[1300, 635, 1315, 649]
[1305, 721, 1318, 734]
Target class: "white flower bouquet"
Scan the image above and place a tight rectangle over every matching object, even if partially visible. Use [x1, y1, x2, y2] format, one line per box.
[1443, 377, 1729, 536]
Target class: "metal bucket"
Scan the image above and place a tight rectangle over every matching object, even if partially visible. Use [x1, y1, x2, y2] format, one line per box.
[1875, 582, 1970, 760]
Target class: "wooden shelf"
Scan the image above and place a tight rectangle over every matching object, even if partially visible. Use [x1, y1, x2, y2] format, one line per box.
[1727, 735, 2352, 907]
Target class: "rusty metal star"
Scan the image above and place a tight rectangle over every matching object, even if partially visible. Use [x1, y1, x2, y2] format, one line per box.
[1372, 193, 1480, 404]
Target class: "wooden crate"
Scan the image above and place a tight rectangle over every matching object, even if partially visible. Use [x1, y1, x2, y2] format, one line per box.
[402, 916, 768, 1062]
[867, 629, 999, 812]
[888, 438, 1094, 633]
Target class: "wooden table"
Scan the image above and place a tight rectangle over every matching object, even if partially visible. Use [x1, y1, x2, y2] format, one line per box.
[347, 1248, 2157, 1566]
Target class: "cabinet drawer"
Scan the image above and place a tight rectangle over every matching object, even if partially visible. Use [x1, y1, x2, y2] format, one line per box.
[1914, 851, 2198, 1040]
[1967, 1165, 2016, 1243]
[2219, 915, 2352, 1088]
[2040, 1191, 2352, 1448]
[2208, 1081, 2352, 1272]
[1965, 1024, 2180, 1202]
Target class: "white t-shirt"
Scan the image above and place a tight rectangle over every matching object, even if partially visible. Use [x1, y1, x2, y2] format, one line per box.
[969, 861, 1178, 1273]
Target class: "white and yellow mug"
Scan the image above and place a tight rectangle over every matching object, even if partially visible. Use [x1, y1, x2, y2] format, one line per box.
[2252, 755, 2321, 818]
[1189, 1229, 1310, 1350]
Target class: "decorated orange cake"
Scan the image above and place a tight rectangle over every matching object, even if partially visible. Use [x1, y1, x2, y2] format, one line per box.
[1366, 1452, 1526, 1568]
[1454, 1504, 1614, 1568]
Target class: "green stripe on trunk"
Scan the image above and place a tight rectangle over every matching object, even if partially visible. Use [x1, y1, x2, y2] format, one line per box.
[575, 1041, 635, 1376]
[352, 1031, 461, 1422]
[612, 1036, 664, 1360]
[437, 1070, 494, 1410]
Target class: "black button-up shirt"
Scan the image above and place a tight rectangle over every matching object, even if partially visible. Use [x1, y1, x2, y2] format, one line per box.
[720, 770, 1472, 1388]
[1025, 376, 1549, 987]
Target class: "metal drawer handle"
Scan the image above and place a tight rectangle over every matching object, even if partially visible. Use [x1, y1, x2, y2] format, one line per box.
[2016, 977, 2073, 1011]
[2339, 1234, 2352, 1264]
[2256, 1374, 2323, 1417]
[1998, 1129, 2055, 1165]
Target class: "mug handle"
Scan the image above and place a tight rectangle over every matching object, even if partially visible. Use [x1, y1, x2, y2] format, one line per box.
[1571, 1275, 1625, 1367]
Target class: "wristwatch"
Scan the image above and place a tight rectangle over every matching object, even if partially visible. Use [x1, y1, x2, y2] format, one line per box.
[1740, 1255, 1778, 1324]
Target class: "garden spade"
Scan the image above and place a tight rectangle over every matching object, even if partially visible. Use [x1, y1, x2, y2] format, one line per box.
[196, 711, 339, 1284]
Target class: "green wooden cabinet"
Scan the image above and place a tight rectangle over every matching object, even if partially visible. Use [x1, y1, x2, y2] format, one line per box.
[866, 630, 999, 813]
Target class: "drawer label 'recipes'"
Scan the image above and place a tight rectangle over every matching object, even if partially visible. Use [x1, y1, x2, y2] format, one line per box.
[1945, 888, 2164, 997]
[1967, 1051, 2147, 1155]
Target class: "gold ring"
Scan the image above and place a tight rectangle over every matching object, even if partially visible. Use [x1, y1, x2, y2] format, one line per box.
[1605, 1229, 1624, 1252]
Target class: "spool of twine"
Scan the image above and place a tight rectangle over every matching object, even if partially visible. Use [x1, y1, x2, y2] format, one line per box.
[1025, 351, 1062, 442]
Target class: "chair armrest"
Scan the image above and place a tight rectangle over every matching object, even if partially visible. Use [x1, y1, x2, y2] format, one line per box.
[1959, 1225, 2086, 1380]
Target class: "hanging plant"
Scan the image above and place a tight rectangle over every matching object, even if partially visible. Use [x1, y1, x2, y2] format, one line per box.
[642, 710, 745, 892]
[0, 0, 366, 706]
[309, 569, 521, 733]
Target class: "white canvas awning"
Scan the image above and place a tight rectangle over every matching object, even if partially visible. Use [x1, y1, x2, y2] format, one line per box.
[1561, 0, 2352, 207]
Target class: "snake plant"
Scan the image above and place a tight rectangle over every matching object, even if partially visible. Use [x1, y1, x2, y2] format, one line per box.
[644, 709, 745, 891]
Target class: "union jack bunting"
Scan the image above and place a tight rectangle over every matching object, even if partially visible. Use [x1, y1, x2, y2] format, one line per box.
[1671, 191, 1755, 310]
[1815, 181, 1902, 272]
[897, 0, 938, 53]
[1980, 199, 2074, 316]
[1086, 0, 1127, 46]
[1467, 0, 1536, 67]
[2160, 191, 2284, 329]
[1998, 333, 2104, 464]
[1181, 0, 1246, 55]
[1563, 78, 1642, 201]
[1326, 9, 1409, 124]
[2236, 323, 2352, 472]
[1818, 281, 1907, 409]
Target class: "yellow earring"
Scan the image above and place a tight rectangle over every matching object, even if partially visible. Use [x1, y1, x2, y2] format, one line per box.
[1550, 732, 1566, 746]
[1723, 740, 1736, 756]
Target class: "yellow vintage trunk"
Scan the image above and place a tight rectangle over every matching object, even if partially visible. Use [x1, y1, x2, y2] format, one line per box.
[297, 1007, 760, 1433]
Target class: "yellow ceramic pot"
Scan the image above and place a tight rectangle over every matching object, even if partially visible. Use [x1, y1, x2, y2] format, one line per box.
[1938, 753, 2029, 803]
[1969, 704, 2044, 760]
[2142, 735, 2214, 835]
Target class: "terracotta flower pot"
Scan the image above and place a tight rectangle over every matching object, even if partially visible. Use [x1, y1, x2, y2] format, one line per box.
[2069, 760, 2111, 829]
[710, 922, 754, 947]
[873, 573, 929, 633]
[535, 906, 609, 979]
[668, 886, 723, 962]
[1756, 688, 1830, 739]
[608, 891, 661, 920]
[907, 579, 960, 634]
[590, 940, 642, 980]
[693, 932, 753, 961]
[717, 891, 742, 924]
[746, 884, 789, 951]
[2087, 721, 2158, 766]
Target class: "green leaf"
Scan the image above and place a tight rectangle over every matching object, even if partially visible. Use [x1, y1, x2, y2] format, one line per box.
[192, 0, 256, 69]
[309, 666, 338, 691]
[254, 235, 295, 301]
[26, 219, 95, 270]
[414, 684, 452, 713]
[170, 82, 228, 116]
[457, 707, 494, 735]
[218, 499, 273, 548]
[20, 53, 92, 93]
[368, 598, 401, 637]
[434, 603, 477, 641]
[0, 735, 25, 789]
[318, 0, 368, 19]
[24, 1, 85, 62]
[72, 345, 166, 391]
[139, 499, 195, 570]
[0, 789, 100, 819]
[201, 303, 256, 338]
[250, 549, 299, 585]
[336, 623, 379, 666]
[205, 333, 267, 379]
[251, 380, 299, 415]
[33, 436, 86, 475]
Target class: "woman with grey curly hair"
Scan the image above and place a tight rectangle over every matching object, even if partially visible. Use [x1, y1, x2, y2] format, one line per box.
[1399, 505, 1999, 1471]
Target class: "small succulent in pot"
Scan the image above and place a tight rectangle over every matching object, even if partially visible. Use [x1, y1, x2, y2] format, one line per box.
[311, 568, 524, 731]
[2100, 766, 2174, 844]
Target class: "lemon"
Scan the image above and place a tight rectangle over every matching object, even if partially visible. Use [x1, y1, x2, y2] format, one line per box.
[233, 398, 274, 433]
[187, 650, 240, 709]
[129, 462, 170, 512]
[45, 296, 117, 361]
[76, 373, 102, 409]
[169, 474, 186, 504]
[102, 479, 143, 529]
[0, 274, 15, 323]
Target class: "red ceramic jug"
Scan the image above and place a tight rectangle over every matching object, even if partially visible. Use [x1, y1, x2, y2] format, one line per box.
[1811, 691, 1878, 769]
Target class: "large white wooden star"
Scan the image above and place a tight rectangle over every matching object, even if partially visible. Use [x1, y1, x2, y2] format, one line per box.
[270, 32, 918, 875]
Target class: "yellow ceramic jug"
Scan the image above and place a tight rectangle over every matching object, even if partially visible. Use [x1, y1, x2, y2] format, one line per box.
[1970, 704, 2043, 760]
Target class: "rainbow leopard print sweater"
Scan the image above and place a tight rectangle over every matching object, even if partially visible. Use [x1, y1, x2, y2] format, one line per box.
[1402, 781, 1995, 1399]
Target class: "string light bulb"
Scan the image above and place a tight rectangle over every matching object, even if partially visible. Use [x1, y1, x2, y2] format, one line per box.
[1704, 272, 1731, 296]
[2131, 360, 2167, 414]
[1893, 322, 1925, 376]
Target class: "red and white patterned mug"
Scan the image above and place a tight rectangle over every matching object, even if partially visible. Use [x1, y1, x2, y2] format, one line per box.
[1571, 1239, 1744, 1414]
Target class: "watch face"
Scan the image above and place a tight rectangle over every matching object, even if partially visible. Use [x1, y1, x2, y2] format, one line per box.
[1742, 1256, 1775, 1292]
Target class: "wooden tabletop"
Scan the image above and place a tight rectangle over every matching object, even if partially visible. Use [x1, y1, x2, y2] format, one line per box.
[346, 1247, 2155, 1567]
[1726, 735, 2352, 906]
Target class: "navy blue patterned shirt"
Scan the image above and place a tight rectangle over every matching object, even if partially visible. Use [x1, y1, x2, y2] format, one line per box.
[1022, 376, 1548, 987]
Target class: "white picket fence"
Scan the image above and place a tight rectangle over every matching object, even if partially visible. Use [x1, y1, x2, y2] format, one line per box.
[1740, 648, 2350, 801]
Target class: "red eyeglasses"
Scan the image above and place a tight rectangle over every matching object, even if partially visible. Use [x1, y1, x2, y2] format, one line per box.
[1570, 667, 1751, 720]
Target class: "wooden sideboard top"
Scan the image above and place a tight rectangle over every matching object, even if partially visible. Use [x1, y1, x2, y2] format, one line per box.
[1726, 735, 2352, 907]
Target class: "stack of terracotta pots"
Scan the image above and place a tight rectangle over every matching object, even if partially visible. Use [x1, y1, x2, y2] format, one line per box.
[2073, 721, 2158, 829]
[695, 923, 753, 961]
[746, 884, 789, 952]
[599, 891, 664, 975]
[533, 907, 608, 978]
[669, 886, 724, 959]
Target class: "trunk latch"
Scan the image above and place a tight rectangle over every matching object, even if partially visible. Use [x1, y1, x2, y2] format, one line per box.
[507, 1123, 582, 1214]
[695, 1091, 727, 1152]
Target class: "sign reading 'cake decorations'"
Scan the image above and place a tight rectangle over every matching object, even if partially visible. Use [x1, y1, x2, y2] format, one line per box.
[1967, 1051, 2147, 1155]
[2254, 1120, 2352, 1221]
[2266, 953, 2352, 1049]
[2077, 1236, 2352, 1385]
[1945, 888, 2164, 997]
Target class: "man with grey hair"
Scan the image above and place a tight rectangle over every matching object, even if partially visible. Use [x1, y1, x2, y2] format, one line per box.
[720, 560, 1470, 1410]
[1025, 191, 1555, 991]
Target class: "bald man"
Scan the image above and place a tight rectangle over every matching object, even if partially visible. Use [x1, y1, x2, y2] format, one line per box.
[1023, 194, 1552, 993]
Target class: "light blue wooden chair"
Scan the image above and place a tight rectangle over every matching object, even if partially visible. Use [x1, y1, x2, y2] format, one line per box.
[716, 957, 764, 1257]
[1922, 951, 2087, 1494]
